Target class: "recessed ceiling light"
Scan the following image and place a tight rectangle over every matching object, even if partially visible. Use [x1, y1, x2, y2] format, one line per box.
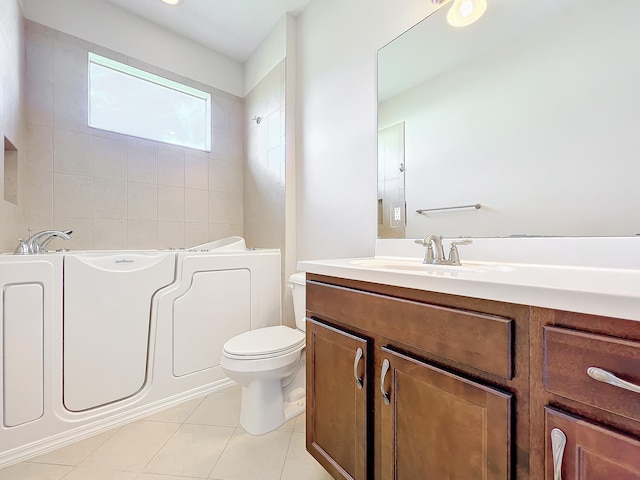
[159, 0, 184, 6]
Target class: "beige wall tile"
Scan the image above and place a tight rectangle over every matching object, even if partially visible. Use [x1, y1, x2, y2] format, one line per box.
[53, 38, 87, 91]
[127, 140, 158, 184]
[211, 95, 231, 130]
[157, 148, 184, 187]
[92, 136, 127, 180]
[93, 219, 127, 250]
[184, 151, 208, 190]
[208, 158, 229, 192]
[54, 83, 90, 135]
[209, 191, 229, 224]
[94, 178, 126, 220]
[211, 127, 231, 159]
[184, 222, 208, 247]
[127, 221, 157, 249]
[157, 222, 184, 249]
[25, 22, 53, 82]
[208, 223, 231, 242]
[53, 217, 93, 250]
[157, 185, 184, 222]
[53, 130, 92, 176]
[229, 191, 243, 226]
[127, 182, 157, 221]
[53, 174, 93, 218]
[25, 76, 53, 127]
[184, 188, 208, 223]
[27, 123, 53, 171]
[20, 168, 53, 218]
[229, 161, 243, 193]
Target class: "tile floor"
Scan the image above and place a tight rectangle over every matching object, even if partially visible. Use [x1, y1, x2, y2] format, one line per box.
[0, 385, 333, 480]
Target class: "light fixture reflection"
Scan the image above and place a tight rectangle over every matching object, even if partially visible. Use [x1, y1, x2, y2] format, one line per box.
[447, 0, 487, 27]
[159, 0, 184, 6]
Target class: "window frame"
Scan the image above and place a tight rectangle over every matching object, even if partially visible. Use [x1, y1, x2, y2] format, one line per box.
[88, 52, 212, 152]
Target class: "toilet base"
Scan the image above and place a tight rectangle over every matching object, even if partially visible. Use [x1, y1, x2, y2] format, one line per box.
[240, 379, 285, 435]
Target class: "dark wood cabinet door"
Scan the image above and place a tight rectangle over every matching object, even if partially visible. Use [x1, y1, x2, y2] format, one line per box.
[545, 407, 640, 480]
[306, 318, 369, 480]
[379, 347, 512, 480]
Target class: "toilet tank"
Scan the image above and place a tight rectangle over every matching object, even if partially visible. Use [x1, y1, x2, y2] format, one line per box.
[288, 272, 306, 331]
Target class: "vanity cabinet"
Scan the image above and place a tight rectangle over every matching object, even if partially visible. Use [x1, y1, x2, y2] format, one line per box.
[306, 319, 369, 480]
[305, 274, 531, 480]
[531, 309, 640, 480]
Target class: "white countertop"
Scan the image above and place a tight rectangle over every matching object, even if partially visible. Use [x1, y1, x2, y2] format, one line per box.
[298, 237, 640, 322]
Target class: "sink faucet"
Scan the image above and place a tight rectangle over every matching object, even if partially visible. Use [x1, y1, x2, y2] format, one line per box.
[16, 229, 73, 254]
[414, 235, 472, 266]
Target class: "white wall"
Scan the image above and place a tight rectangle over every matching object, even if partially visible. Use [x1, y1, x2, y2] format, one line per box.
[244, 14, 286, 97]
[21, 0, 244, 97]
[295, 0, 437, 261]
[0, 0, 25, 251]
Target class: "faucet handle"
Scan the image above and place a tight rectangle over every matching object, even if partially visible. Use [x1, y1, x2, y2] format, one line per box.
[14, 238, 30, 255]
[415, 238, 435, 264]
[448, 239, 473, 265]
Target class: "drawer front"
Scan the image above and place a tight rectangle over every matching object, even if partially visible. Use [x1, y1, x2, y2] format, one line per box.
[307, 281, 513, 379]
[544, 326, 640, 422]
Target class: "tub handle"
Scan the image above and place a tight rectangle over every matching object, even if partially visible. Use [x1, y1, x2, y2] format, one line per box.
[353, 347, 363, 389]
[380, 358, 391, 405]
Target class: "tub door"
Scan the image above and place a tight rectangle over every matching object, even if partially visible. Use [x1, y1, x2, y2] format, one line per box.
[63, 252, 175, 411]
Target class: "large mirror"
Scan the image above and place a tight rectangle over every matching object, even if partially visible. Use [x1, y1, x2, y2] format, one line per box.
[377, 0, 640, 238]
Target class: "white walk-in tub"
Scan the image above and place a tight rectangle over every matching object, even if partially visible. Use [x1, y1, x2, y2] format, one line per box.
[0, 237, 281, 467]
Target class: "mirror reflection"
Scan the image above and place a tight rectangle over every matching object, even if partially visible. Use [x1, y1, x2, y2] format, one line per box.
[377, 0, 640, 238]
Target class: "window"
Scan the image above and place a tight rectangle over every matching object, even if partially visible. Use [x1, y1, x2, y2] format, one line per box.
[88, 53, 211, 151]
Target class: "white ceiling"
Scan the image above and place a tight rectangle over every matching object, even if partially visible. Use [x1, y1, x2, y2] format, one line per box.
[104, 0, 312, 63]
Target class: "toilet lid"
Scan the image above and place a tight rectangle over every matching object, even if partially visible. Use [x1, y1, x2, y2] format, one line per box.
[223, 326, 305, 359]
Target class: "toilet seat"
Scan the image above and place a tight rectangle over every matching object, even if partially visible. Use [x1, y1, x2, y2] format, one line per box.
[223, 326, 305, 360]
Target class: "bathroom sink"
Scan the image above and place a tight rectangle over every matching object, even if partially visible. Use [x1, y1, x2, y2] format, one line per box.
[349, 258, 515, 274]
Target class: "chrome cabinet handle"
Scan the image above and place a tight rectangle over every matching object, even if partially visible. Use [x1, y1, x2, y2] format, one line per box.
[587, 367, 640, 395]
[353, 348, 363, 389]
[551, 427, 566, 480]
[380, 358, 391, 405]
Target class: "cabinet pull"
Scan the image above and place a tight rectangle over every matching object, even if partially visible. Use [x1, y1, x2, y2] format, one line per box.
[380, 358, 391, 405]
[587, 366, 640, 395]
[353, 347, 364, 389]
[551, 427, 566, 480]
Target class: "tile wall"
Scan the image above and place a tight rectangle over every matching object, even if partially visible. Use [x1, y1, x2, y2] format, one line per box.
[243, 60, 285, 252]
[10, 20, 244, 251]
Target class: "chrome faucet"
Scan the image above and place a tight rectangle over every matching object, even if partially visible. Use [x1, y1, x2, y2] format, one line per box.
[14, 229, 73, 254]
[414, 235, 472, 266]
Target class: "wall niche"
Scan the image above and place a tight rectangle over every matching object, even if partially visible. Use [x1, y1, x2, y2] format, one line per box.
[4, 136, 18, 205]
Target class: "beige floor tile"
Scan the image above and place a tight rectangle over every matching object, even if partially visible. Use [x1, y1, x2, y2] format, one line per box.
[293, 414, 306, 433]
[281, 433, 333, 480]
[143, 397, 205, 424]
[276, 417, 297, 432]
[209, 427, 293, 480]
[143, 424, 235, 478]
[0, 462, 71, 480]
[31, 428, 120, 466]
[185, 386, 241, 427]
[136, 474, 207, 480]
[79, 421, 179, 472]
[60, 466, 137, 480]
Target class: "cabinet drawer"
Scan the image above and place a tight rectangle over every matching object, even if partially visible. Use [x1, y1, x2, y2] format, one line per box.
[544, 326, 640, 422]
[307, 281, 513, 379]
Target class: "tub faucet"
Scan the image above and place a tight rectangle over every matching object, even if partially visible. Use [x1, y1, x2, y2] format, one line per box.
[22, 229, 73, 254]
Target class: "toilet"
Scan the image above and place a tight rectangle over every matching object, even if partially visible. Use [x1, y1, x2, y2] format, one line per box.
[221, 272, 307, 435]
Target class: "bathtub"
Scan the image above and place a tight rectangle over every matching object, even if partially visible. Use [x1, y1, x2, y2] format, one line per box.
[0, 238, 281, 467]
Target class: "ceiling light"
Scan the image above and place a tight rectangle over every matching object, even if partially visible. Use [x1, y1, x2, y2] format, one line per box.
[446, 0, 487, 27]
[159, 0, 184, 6]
